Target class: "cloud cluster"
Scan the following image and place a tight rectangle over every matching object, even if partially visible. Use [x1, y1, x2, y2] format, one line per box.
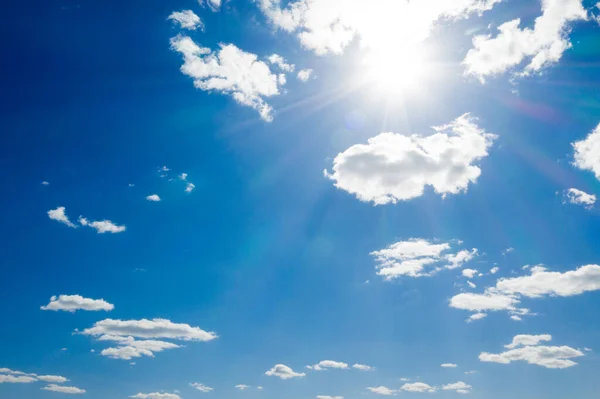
[168, 10, 204, 30]
[297, 68, 314, 82]
[401, 382, 436, 393]
[191, 383, 214, 392]
[306, 360, 348, 371]
[480, 334, 585, 368]
[41, 295, 114, 312]
[442, 381, 472, 394]
[464, 0, 588, 79]
[265, 364, 306, 379]
[48, 207, 126, 233]
[564, 188, 596, 208]
[171, 36, 283, 121]
[371, 239, 477, 279]
[0, 368, 83, 393]
[325, 114, 497, 204]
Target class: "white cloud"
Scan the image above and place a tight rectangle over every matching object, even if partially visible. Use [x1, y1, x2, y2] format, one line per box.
[83, 318, 217, 341]
[78, 216, 126, 234]
[401, 382, 436, 393]
[37, 375, 68, 383]
[464, 0, 588, 80]
[42, 384, 86, 394]
[257, 386, 263, 390]
[179, 173, 188, 181]
[490, 267, 500, 274]
[467, 281, 477, 289]
[265, 364, 305, 379]
[462, 269, 478, 279]
[325, 114, 496, 204]
[146, 194, 161, 202]
[168, 10, 204, 31]
[367, 386, 396, 395]
[480, 335, 585, 368]
[202, 0, 221, 12]
[48, 207, 77, 228]
[131, 393, 181, 399]
[464, 371, 477, 375]
[235, 384, 250, 390]
[573, 124, 600, 179]
[450, 291, 519, 312]
[0, 375, 37, 384]
[42, 181, 50, 185]
[191, 383, 214, 392]
[98, 336, 181, 360]
[297, 68, 314, 81]
[371, 239, 477, 279]
[317, 396, 343, 399]
[185, 183, 196, 193]
[352, 363, 374, 371]
[268, 54, 295, 72]
[41, 295, 114, 312]
[171, 35, 283, 122]
[307, 360, 349, 371]
[442, 381, 472, 394]
[447, 250, 478, 270]
[441, 363, 457, 368]
[564, 188, 596, 208]
[467, 313, 487, 322]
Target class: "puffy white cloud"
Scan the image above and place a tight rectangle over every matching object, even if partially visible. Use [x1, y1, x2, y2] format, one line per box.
[352, 363, 374, 371]
[265, 364, 305, 379]
[467, 281, 477, 289]
[191, 383, 214, 392]
[0, 374, 38, 384]
[42, 384, 86, 394]
[83, 318, 217, 341]
[267, 54, 295, 72]
[78, 217, 126, 234]
[401, 382, 436, 393]
[48, 207, 77, 228]
[171, 36, 283, 121]
[146, 194, 161, 202]
[467, 313, 487, 322]
[480, 335, 585, 368]
[450, 291, 518, 312]
[367, 386, 396, 395]
[490, 267, 500, 274]
[442, 381, 472, 394]
[464, 0, 588, 80]
[131, 393, 181, 399]
[371, 239, 477, 279]
[98, 336, 181, 360]
[564, 188, 596, 208]
[307, 360, 349, 371]
[325, 114, 496, 204]
[573, 124, 600, 179]
[41, 295, 114, 312]
[447, 250, 478, 270]
[441, 363, 457, 368]
[37, 375, 68, 383]
[297, 68, 314, 81]
[235, 384, 250, 390]
[168, 10, 204, 30]
[462, 269, 478, 279]
[202, 0, 221, 12]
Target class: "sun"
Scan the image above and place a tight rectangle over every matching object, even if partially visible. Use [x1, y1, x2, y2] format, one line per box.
[363, 45, 429, 94]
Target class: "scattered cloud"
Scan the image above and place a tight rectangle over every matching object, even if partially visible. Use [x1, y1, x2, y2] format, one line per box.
[442, 381, 472, 394]
[146, 194, 161, 202]
[99, 336, 181, 360]
[564, 188, 596, 208]
[367, 386, 396, 395]
[202, 0, 221, 12]
[179, 173, 188, 181]
[48, 207, 77, 228]
[307, 360, 349, 371]
[462, 269, 478, 279]
[78, 216, 126, 234]
[441, 363, 458, 368]
[480, 334, 585, 368]
[185, 183, 196, 193]
[41, 295, 114, 312]
[297, 68, 314, 81]
[401, 382, 436, 393]
[235, 384, 250, 390]
[42, 181, 50, 185]
[37, 375, 68, 383]
[490, 267, 500, 274]
[325, 114, 496, 204]
[467, 313, 487, 322]
[131, 393, 181, 399]
[464, 371, 477, 375]
[0, 375, 38, 384]
[267, 54, 295, 72]
[464, 0, 588, 80]
[191, 383, 214, 392]
[42, 384, 86, 394]
[352, 363, 374, 371]
[371, 239, 477, 280]
[82, 318, 217, 341]
[467, 281, 477, 289]
[168, 10, 204, 30]
[171, 35, 283, 121]
[265, 364, 305, 379]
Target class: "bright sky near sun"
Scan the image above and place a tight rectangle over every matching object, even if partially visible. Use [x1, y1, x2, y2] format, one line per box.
[2, 0, 600, 398]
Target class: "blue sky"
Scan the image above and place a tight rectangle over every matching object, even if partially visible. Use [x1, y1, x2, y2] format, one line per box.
[2, 0, 600, 398]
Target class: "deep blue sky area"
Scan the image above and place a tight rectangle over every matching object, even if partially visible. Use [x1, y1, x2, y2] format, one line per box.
[2, 1, 600, 399]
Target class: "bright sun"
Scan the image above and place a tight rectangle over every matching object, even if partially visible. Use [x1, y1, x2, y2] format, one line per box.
[364, 45, 429, 93]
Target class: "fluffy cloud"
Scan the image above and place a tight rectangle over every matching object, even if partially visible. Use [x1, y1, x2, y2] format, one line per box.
[450, 291, 519, 315]
[168, 10, 204, 30]
[306, 360, 349, 371]
[265, 364, 306, 379]
[78, 217, 126, 234]
[99, 336, 181, 360]
[146, 194, 161, 202]
[352, 363, 374, 371]
[83, 318, 217, 341]
[202, 0, 221, 12]
[325, 114, 496, 204]
[48, 207, 77, 228]
[367, 386, 395, 395]
[401, 382, 436, 393]
[442, 381, 472, 394]
[480, 334, 585, 368]
[41, 295, 114, 312]
[42, 384, 86, 394]
[131, 393, 181, 399]
[267, 54, 295, 72]
[235, 384, 250, 390]
[171, 35, 283, 121]
[37, 375, 68, 383]
[467, 313, 487, 322]
[191, 383, 214, 392]
[573, 123, 600, 179]
[490, 267, 500, 274]
[371, 239, 477, 279]
[467, 281, 477, 289]
[564, 188, 596, 208]
[0, 368, 75, 387]
[297, 68, 314, 81]
[441, 363, 457, 368]
[464, 0, 588, 79]
[0, 374, 38, 384]
[462, 269, 478, 279]
[185, 183, 196, 193]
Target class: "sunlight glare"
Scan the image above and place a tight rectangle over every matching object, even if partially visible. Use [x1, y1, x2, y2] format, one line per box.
[364, 45, 428, 93]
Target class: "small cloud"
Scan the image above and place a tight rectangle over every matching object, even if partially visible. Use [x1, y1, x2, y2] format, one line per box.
[352, 363, 375, 371]
[129, 183, 135, 187]
[48, 207, 77, 228]
[503, 247, 514, 256]
[467, 313, 487, 323]
[564, 188, 596, 209]
[191, 383, 214, 393]
[462, 269, 478, 279]
[42, 181, 50, 185]
[441, 363, 458, 368]
[265, 364, 305, 379]
[168, 10, 204, 31]
[464, 371, 477, 375]
[41, 294, 114, 312]
[146, 194, 161, 202]
[490, 267, 500, 274]
[267, 54, 295, 72]
[235, 385, 251, 390]
[42, 384, 86, 394]
[467, 281, 477, 289]
[185, 183, 196, 193]
[297, 68, 314, 82]
[179, 173, 188, 181]
[79, 217, 126, 234]
[367, 386, 396, 395]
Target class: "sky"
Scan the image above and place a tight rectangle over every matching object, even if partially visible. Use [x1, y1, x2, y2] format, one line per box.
[2, 0, 600, 398]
